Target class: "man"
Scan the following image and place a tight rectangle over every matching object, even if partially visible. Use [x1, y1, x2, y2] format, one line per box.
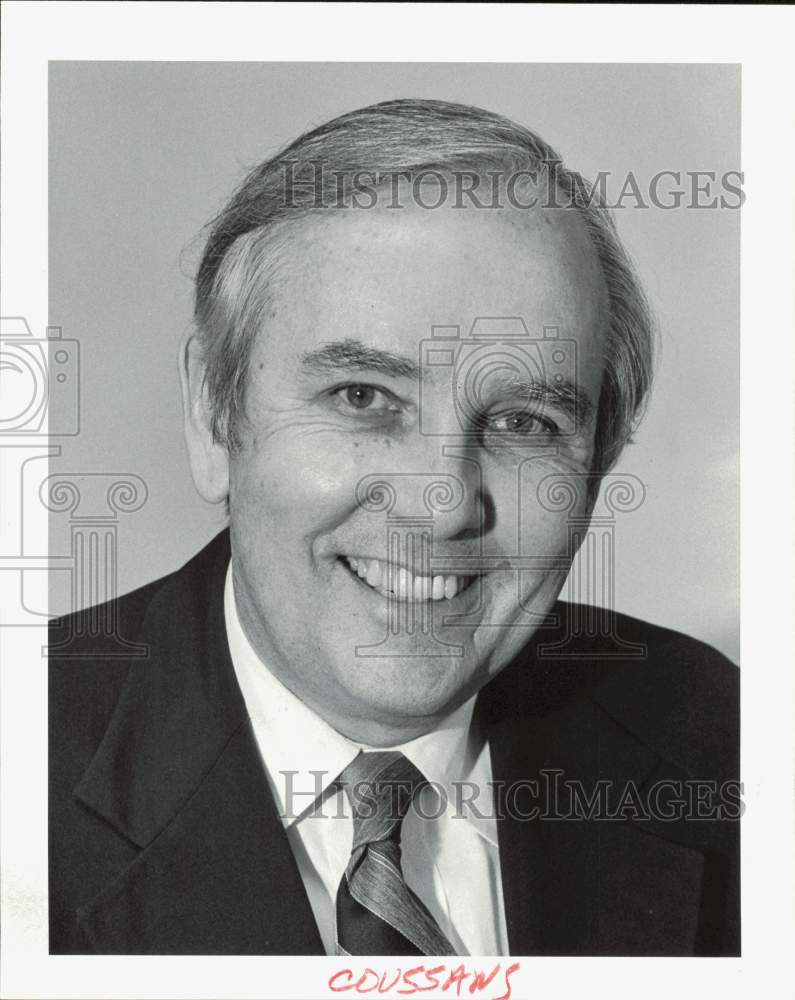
[49, 99, 739, 956]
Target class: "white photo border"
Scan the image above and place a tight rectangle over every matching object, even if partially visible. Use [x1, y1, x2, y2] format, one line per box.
[2, 3, 793, 999]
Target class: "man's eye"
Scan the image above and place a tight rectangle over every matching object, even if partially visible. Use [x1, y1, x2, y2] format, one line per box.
[486, 409, 559, 436]
[333, 383, 399, 414]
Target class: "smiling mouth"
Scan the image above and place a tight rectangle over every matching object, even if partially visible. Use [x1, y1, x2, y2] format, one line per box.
[341, 556, 476, 602]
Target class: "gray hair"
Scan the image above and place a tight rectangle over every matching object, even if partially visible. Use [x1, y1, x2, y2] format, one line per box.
[194, 98, 654, 480]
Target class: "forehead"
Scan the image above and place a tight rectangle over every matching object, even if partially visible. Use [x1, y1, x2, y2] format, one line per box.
[256, 197, 609, 392]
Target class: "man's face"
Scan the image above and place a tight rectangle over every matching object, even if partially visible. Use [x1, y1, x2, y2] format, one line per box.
[222, 194, 608, 744]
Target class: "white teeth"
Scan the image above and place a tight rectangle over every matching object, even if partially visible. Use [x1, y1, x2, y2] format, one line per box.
[366, 560, 382, 588]
[343, 556, 471, 602]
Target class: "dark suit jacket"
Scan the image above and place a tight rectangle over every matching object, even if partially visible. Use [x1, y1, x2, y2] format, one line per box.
[49, 530, 740, 956]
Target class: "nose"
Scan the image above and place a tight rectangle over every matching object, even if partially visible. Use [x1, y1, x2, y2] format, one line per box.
[422, 447, 486, 542]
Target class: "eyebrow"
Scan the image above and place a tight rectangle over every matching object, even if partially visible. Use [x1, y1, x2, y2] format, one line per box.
[299, 337, 595, 425]
[503, 377, 596, 426]
[299, 339, 423, 381]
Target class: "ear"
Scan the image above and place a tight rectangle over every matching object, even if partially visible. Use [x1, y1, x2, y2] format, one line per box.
[178, 332, 230, 504]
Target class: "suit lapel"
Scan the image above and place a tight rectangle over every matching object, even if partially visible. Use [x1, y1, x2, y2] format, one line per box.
[73, 533, 323, 954]
[482, 636, 707, 956]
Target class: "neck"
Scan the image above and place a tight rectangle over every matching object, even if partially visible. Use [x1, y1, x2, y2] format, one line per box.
[315, 707, 445, 749]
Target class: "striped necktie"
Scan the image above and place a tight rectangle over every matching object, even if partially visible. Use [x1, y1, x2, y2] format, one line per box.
[335, 750, 457, 956]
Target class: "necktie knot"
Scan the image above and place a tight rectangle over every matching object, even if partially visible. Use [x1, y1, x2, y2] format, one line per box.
[339, 751, 426, 852]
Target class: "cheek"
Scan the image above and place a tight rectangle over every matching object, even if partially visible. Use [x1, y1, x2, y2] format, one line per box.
[489, 460, 590, 557]
[229, 432, 365, 539]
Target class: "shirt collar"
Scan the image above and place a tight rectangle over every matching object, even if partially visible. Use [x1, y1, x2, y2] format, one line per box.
[224, 562, 496, 845]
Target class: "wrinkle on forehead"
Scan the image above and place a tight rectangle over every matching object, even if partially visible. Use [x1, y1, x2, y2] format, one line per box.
[257, 191, 610, 406]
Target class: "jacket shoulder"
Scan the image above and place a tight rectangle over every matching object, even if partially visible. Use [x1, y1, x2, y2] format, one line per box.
[561, 603, 739, 780]
[487, 602, 739, 781]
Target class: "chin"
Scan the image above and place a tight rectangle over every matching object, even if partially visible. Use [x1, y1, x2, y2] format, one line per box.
[333, 656, 478, 727]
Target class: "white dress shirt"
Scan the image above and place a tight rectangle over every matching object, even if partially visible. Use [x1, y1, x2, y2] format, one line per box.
[224, 564, 509, 955]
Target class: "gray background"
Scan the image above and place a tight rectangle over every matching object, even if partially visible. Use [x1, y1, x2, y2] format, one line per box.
[49, 62, 740, 661]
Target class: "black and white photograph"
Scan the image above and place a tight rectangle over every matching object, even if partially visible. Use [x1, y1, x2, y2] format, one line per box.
[1, 5, 793, 1000]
